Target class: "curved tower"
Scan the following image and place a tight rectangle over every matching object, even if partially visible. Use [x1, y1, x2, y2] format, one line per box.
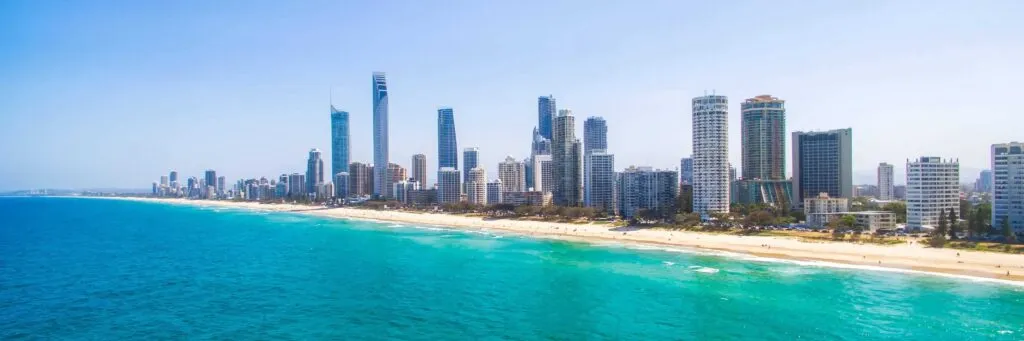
[372, 72, 389, 197]
[692, 95, 730, 218]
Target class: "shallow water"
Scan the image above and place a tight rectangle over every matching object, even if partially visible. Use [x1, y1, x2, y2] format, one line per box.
[1, 197, 1022, 340]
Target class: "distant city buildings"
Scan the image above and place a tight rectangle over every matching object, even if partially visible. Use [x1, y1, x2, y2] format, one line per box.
[691, 95, 730, 219]
[587, 151, 616, 215]
[583, 116, 607, 207]
[438, 108, 458, 170]
[992, 142, 1023, 234]
[331, 106, 350, 191]
[467, 167, 487, 205]
[498, 156, 526, 194]
[877, 162, 895, 200]
[306, 148, 324, 194]
[463, 147, 479, 187]
[791, 128, 853, 208]
[372, 72, 389, 198]
[906, 156, 960, 230]
[552, 109, 582, 206]
[976, 169, 993, 193]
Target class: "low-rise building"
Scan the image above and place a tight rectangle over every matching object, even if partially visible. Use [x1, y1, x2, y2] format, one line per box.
[805, 192, 850, 227]
[503, 191, 552, 206]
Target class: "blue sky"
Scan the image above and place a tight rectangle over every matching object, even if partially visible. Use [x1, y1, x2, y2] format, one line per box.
[1, 0, 1021, 191]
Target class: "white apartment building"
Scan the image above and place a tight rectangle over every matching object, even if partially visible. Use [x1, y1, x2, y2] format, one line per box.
[467, 167, 487, 205]
[498, 156, 526, 193]
[992, 142, 1024, 234]
[906, 156, 960, 230]
[692, 95, 730, 219]
[437, 167, 461, 204]
[877, 162, 894, 201]
[532, 154, 553, 193]
[804, 192, 850, 227]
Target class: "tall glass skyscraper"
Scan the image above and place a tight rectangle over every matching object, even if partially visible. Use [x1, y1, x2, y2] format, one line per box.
[330, 106, 350, 194]
[437, 108, 458, 169]
[791, 128, 853, 207]
[583, 116, 607, 206]
[538, 95, 556, 140]
[372, 72, 389, 197]
[463, 147, 479, 185]
[552, 109, 582, 206]
[741, 95, 786, 180]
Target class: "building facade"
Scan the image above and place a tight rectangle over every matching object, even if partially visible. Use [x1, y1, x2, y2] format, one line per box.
[680, 157, 693, 185]
[503, 191, 552, 206]
[487, 180, 503, 205]
[587, 151, 616, 215]
[335, 172, 350, 198]
[348, 162, 371, 196]
[463, 147, 479, 186]
[306, 148, 324, 194]
[467, 167, 487, 205]
[437, 167, 462, 204]
[791, 128, 853, 207]
[877, 162, 895, 200]
[531, 154, 553, 193]
[330, 106, 350, 189]
[372, 72, 389, 197]
[498, 156, 526, 193]
[691, 95, 730, 218]
[976, 169, 993, 193]
[538, 95, 556, 140]
[583, 116, 608, 206]
[552, 109, 583, 206]
[804, 193, 850, 228]
[411, 154, 427, 187]
[438, 108, 458, 170]
[740, 95, 786, 181]
[616, 167, 679, 220]
[992, 142, 1024, 234]
[906, 156, 960, 230]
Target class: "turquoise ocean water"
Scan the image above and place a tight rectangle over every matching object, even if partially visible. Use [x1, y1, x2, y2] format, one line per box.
[1, 197, 1022, 340]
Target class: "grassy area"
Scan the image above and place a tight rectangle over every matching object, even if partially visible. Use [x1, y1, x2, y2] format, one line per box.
[946, 241, 1024, 254]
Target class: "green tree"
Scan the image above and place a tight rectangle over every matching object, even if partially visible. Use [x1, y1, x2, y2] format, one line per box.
[882, 202, 907, 223]
[789, 210, 806, 223]
[959, 199, 970, 219]
[975, 203, 992, 235]
[745, 210, 775, 227]
[966, 209, 975, 239]
[948, 208, 959, 240]
[839, 214, 856, 229]
[936, 208, 948, 237]
[1003, 216, 1017, 243]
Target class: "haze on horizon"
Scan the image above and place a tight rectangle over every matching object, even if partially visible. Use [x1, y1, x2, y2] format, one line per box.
[1, 0, 1021, 191]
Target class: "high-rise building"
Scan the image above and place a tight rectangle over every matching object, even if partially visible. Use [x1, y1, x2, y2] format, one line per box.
[438, 108, 458, 169]
[169, 171, 178, 183]
[992, 142, 1024, 234]
[306, 148, 324, 194]
[160, 175, 169, 187]
[288, 173, 306, 198]
[467, 167, 487, 205]
[680, 157, 693, 185]
[335, 172, 350, 198]
[538, 95, 556, 140]
[906, 156, 960, 230]
[877, 162, 895, 200]
[791, 128, 853, 207]
[583, 116, 608, 206]
[331, 106, 350, 185]
[498, 156, 526, 194]
[463, 147, 479, 186]
[976, 169, 994, 193]
[216, 176, 225, 197]
[437, 167, 461, 204]
[372, 72, 389, 198]
[204, 170, 217, 199]
[487, 180, 503, 205]
[411, 154, 427, 187]
[691, 95, 730, 218]
[587, 151, 616, 215]
[532, 154, 553, 193]
[617, 167, 678, 219]
[531, 127, 551, 156]
[388, 163, 407, 191]
[348, 162, 371, 196]
[740, 95, 786, 180]
[552, 109, 582, 206]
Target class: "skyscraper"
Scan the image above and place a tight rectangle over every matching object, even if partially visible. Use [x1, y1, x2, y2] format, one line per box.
[437, 167, 461, 204]
[463, 147, 479, 186]
[331, 106, 350, 188]
[216, 176, 225, 197]
[552, 109, 582, 206]
[791, 128, 853, 207]
[680, 157, 693, 185]
[538, 95, 556, 140]
[288, 173, 306, 198]
[467, 167, 487, 205]
[906, 156, 959, 230]
[204, 170, 217, 199]
[437, 108, 458, 169]
[487, 180, 503, 205]
[588, 151, 616, 215]
[531, 127, 551, 156]
[977, 170, 994, 193]
[583, 116, 608, 206]
[372, 72, 389, 198]
[878, 162, 895, 200]
[532, 154, 553, 193]
[388, 163, 407, 190]
[992, 142, 1024, 235]
[306, 148, 324, 194]
[169, 171, 178, 183]
[498, 156, 526, 194]
[349, 162, 371, 196]
[411, 154, 427, 187]
[691, 95, 730, 218]
[335, 172, 350, 198]
[740, 95, 786, 180]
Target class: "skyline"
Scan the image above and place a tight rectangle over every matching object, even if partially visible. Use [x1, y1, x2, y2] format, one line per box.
[2, 1, 1023, 191]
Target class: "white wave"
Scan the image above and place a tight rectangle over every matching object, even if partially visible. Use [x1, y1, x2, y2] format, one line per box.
[997, 330, 1013, 335]
[662, 261, 675, 266]
[387, 224, 405, 228]
[693, 267, 720, 274]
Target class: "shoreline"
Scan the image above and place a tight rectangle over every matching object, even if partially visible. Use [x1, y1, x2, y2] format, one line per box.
[100, 197, 1024, 284]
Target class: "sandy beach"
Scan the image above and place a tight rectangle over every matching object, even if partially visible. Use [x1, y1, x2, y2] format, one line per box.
[112, 197, 1024, 283]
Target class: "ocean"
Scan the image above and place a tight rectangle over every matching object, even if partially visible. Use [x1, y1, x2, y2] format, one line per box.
[1, 197, 1022, 340]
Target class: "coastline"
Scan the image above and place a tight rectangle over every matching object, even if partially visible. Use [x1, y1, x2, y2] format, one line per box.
[104, 197, 1024, 284]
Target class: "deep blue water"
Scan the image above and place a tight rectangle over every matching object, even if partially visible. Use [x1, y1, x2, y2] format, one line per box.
[1, 197, 1023, 340]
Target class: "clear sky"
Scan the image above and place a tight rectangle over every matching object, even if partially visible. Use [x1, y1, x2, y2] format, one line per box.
[1, 0, 1021, 191]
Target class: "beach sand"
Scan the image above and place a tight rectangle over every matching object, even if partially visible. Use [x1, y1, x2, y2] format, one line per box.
[114, 197, 1024, 283]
